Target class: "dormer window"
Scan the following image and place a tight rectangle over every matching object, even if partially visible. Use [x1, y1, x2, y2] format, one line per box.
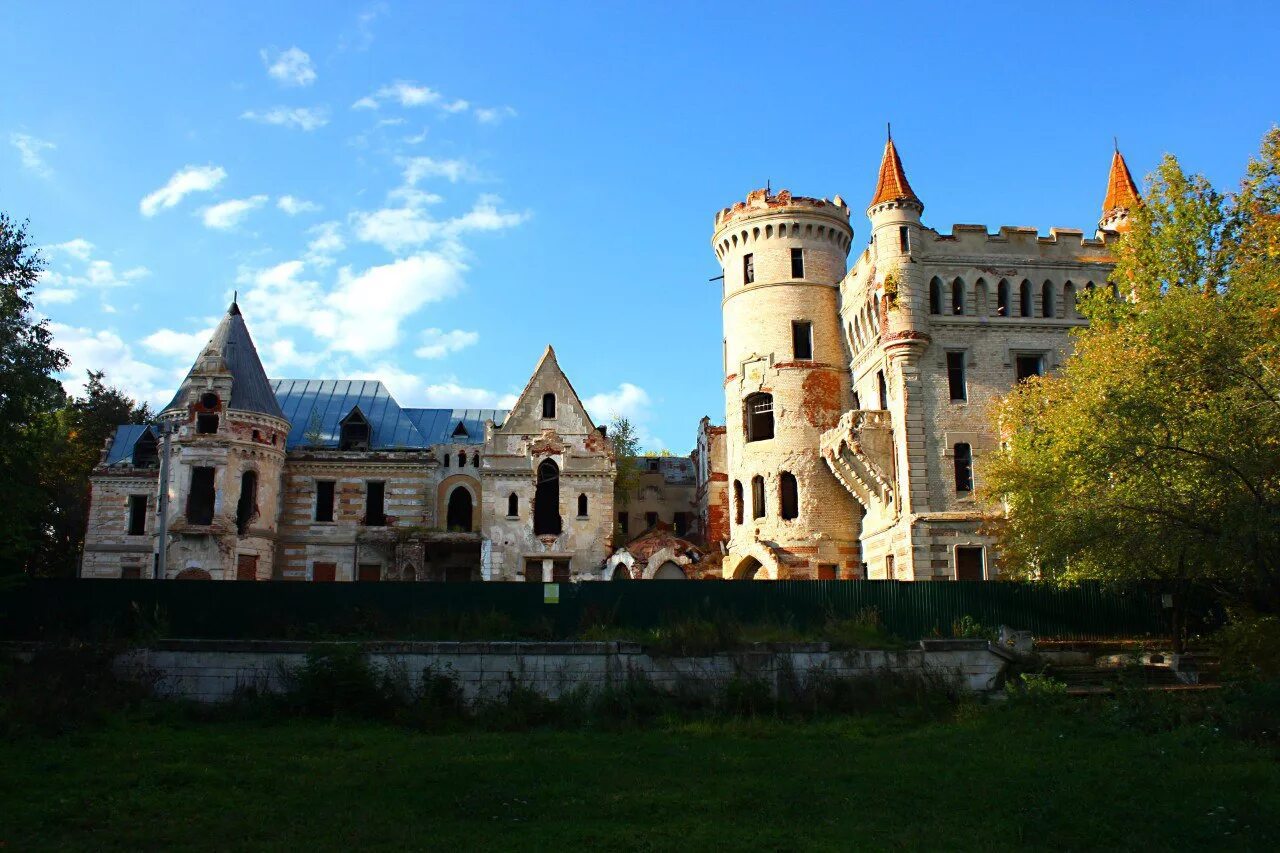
[542, 393, 556, 419]
[132, 431, 158, 467]
[199, 392, 219, 409]
[339, 408, 371, 450]
[196, 413, 219, 434]
[452, 422, 468, 438]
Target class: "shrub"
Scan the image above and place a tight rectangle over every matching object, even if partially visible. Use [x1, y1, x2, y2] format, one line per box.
[283, 644, 390, 718]
[952, 615, 996, 640]
[1004, 673, 1069, 708]
[1214, 613, 1280, 682]
[719, 676, 775, 717]
[803, 668, 961, 717]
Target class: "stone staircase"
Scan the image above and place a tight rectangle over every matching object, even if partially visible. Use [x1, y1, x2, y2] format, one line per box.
[1042, 649, 1222, 694]
[819, 409, 895, 510]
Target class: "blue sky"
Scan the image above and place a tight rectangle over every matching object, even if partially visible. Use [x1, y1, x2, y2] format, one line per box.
[2, 1, 1276, 451]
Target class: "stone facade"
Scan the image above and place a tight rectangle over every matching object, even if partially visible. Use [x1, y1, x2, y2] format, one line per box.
[709, 138, 1137, 581]
[82, 311, 617, 581]
[616, 455, 697, 544]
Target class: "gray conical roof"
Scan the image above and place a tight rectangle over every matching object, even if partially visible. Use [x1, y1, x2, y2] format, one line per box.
[162, 301, 287, 420]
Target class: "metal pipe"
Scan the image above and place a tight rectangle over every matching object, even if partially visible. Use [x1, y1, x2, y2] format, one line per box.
[155, 420, 172, 579]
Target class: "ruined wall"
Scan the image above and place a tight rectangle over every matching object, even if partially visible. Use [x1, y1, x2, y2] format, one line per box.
[693, 418, 729, 548]
[275, 453, 433, 581]
[617, 459, 696, 542]
[714, 190, 861, 579]
[82, 471, 159, 578]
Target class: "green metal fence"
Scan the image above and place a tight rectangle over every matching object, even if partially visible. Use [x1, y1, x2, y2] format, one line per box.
[0, 579, 1181, 642]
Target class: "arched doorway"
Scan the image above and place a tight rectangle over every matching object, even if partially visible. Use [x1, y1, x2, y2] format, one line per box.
[534, 459, 561, 535]
[446, 487, 473, 531]
[610, 564, 631, 581]
[175, 568, 211, 580]
[732, 556, 765, 580]
[653, 561, 686, 580]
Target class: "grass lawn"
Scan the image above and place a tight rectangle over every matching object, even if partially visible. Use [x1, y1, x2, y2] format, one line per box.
[1, 706, 1277, 851]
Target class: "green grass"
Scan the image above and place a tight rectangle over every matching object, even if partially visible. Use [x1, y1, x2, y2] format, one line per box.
[1, 706, 1277, 851]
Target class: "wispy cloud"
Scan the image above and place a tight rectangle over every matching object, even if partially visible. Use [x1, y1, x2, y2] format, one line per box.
[140, 165, 227, 217]
[352, 80, 467, 113]
[278, 195, 321, 215]
[201, 195, 269, 230]
[38, 238, 150, 307]
[261, 46, 316, 87]
[402, 156, 479, 184]
[241, 106, 329, 131]
[420, 381, 518, 409]
[414, 328, 479, 359]
[304, 221, 345, 267]
[10, 132, 56, 177]
[475, 106, 517, 125]
[339, 3, 387, 53]
[352, 194, 529, 254]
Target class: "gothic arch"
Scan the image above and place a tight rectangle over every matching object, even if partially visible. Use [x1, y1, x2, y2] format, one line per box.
[726, 542, 780, 580]
[436, 475, 480, 530]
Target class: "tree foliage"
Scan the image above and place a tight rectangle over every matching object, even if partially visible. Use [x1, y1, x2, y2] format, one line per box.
[983, 129, 1280, 613]
[0, 215, 68, 573]
[608, 415, 641, 507]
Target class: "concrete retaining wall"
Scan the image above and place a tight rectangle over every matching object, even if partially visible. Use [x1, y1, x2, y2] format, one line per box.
[110, 639, 1012, 704]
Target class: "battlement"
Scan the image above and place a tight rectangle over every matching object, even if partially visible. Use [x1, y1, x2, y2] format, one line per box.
[928, 224, 1118, 255]
[715, 188, 850, 231]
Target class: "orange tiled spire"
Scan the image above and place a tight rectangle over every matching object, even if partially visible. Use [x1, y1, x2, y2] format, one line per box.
[869, 127, 921, 208]
[1102, 145, 1141, 215]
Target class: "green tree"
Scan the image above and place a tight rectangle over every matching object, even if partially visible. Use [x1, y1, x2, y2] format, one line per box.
[983, 130, 1280, 626]
[0, 215, 68, 574]
[608, 414, 641, 508]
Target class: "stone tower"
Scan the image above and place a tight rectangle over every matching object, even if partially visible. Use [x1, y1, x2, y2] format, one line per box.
[157, 301, 290, 579]
[712, 188, 861, 579]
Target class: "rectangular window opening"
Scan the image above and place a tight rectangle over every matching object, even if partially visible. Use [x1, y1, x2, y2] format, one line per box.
[954, 443, 974, 493]
[792, 321, 813, 360]
[313, 562, 337, 582]
[645, 511, 658, 529]
[898, 226, 910, 253]
[674, 512, 689, 537]
[127, 494, 147, 536]
[185, 467, 215, 525]
[195, 413, 219, 434]
[315, 480, 335, 522]
[947, 351, 967, 402]
[790, 247, 804, 278]
[743, 253, 754, 285]
[365, 481, 386, 526]
[1015, 354, 1044, 384]
[956, 546, 985, 581]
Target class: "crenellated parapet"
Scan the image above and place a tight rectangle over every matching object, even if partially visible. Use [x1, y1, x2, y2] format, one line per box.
[819, 409, 895, 512]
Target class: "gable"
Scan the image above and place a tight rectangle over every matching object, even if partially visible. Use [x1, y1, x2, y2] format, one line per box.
[497, 346, 597, 436]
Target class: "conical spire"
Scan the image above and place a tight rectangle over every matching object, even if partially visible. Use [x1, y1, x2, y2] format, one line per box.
[162, 302, 286, 420]
[869, 127, 922, 210]
[1102, 146, 1141, 214]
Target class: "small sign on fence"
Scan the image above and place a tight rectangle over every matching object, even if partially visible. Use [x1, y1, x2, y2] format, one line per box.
[544, 583, 560, 604]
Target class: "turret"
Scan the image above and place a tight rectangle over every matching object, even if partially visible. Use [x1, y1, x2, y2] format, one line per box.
[864, 130, 929, 358]
[157, 301, 290, 579]
[711, 189, 860, 580]
[1099, 144, 1141, 234]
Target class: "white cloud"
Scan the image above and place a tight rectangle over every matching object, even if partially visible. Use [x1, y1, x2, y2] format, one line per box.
[584, 382, 665, 450]
[50, 322, 173, 405]
[402, 156, 478, 184]
[349, 362, 425, 404]
[140, 165, 226, 216]
[10, 132, 55, 177]
[352, 195, 529, 254]
[414, 328, 479, 359]
[353, 80, 471, 115]
[261, 46, 316, 87]
[339, 3, 386, 52]
[46, 238, 94, 261]
[201, 195, 269, 230]
[241, 106, 329, 131]
[141, 326, 215, 358]
[277, 195, 321, 215]
[38, 287, 78, 304]
[475, 106, 517, 124]
[38, 239, 150, 306]
[304, 221, 345, 267]
[421, 381, 517, 409]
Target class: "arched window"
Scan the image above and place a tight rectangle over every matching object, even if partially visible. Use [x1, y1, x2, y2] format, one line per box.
[751, 475, 766, 519]
[733, 480, 744, 525]
[472, 452, 480, 467]
[542, 393, 556, 418]
[507, 493, 518, 517]
[443, 452, 449, 468]
[877, 370, 888, 410]
[780, 472, 798, 520]
[929, 277, 943, 315]
[457, 451, 466, 467]
[446, 487, 473, 532]
[997, 280, 1010, 317]
[654, 561, 687, 580]
[1063, 282, 1077, 318]
[975, 279, 989, 317]
[235, 470, 257, 535]
[951, 278, 965, 315]
[1020, 280, 1033, 317]
[611, 564, 631, 581]
[132, 430, 158, 467]
[577, 493, 588, 517]
[533, 459, 561, 535]
[744, 393, 774, 442]
[1042, 281, 1055, 318]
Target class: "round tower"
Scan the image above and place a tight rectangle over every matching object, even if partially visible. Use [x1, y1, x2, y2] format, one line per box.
[157, 302, 289, 580]
[864, 132, 930, 359]
[712, 188, 860, 579]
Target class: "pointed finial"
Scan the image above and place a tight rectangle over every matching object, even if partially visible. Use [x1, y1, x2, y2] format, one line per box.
[887, 122, 892, 141]
[1113, 135, 1119, 152]
[228, 290, 241, 316]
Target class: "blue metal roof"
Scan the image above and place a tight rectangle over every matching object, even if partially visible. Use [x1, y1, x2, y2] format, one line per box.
[103, 424, 157, 466]
[403, 408, 506, 446]
[271, 380, 506, 451]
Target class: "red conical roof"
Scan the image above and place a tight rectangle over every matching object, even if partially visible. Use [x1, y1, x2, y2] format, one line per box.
[1102, 148, 1141, 213]
[869, 136, 920, 208]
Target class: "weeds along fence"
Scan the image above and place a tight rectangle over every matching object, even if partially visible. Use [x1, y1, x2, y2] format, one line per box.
[0, 579, 1181, 643]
